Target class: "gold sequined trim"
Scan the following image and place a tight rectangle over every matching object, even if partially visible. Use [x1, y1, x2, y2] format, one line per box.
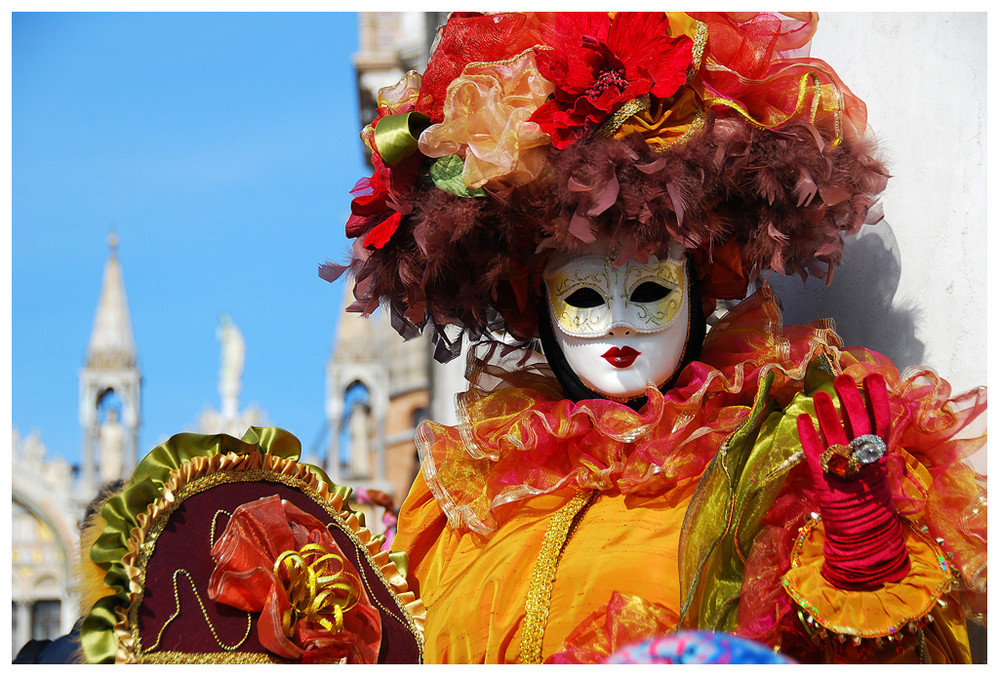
[657, 108, 707, 152]
[518, 490, 597, 664]
[596, 94, 651, 138]
[688, 19, 708, 79]
[139, 650, 283, 664]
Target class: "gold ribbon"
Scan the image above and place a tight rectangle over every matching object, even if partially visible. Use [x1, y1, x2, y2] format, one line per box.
[273, 544, 361, 635]
[373, 112, 430, 166]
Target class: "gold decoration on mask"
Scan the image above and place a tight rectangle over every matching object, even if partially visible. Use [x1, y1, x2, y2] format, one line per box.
[546, 256, 686, 338]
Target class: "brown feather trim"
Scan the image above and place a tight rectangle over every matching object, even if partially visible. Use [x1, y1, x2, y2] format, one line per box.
[344, 115, 888, 358]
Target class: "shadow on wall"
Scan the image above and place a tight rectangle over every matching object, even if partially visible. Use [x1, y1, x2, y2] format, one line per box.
[766, 221, 926, 371]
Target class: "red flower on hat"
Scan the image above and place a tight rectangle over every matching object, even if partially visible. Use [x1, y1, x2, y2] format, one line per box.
[531, 12, 694, 149]
[346, 151, 418, 250]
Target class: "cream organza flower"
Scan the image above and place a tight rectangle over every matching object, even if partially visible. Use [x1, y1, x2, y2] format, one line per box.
[418, 49, 554, 190]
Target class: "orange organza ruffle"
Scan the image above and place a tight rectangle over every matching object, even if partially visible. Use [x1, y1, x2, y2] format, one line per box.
[545, 592, 680, 664]
[418, 286, 847, 534]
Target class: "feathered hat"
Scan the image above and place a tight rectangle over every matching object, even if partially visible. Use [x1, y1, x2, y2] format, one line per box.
[322, 12, 888, 360]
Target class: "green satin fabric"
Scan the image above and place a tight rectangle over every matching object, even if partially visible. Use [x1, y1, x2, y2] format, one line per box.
[678, 357, 839, 631]
[81, 426, 345, 663]
[374, 112, 430, 166]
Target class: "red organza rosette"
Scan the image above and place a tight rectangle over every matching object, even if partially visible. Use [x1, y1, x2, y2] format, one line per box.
[418, 288, 845, 534]
[690, 12, 870, 144]
[207, 495, 382, 663]
[416, 12, 551, 123]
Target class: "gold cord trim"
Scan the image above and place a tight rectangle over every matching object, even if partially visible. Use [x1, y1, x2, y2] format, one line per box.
[209, 509, 233, 546]
[146, 569, 252, 653]
[518, 490, 597, 664]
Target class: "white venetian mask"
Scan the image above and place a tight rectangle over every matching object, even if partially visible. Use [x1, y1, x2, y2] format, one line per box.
[544, 245, 691, 399]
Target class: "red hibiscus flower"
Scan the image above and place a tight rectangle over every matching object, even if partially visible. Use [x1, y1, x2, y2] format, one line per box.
[531, 12, 694, 149]
[207, 495, 382, 664]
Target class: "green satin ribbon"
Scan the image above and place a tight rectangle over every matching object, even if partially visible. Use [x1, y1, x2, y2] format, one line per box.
[374, 112, 430, 166]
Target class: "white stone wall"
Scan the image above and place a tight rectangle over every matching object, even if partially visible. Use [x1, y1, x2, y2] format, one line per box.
[773, 13, 986, 397]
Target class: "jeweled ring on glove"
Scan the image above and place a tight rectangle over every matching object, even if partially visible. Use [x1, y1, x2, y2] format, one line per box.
[849, 434, 887, 465]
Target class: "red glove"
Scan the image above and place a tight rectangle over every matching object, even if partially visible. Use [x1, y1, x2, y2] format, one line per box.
[796, 373, 910, 590]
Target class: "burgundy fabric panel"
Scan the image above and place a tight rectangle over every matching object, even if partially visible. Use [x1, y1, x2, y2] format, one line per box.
[137, 479, 420, 663]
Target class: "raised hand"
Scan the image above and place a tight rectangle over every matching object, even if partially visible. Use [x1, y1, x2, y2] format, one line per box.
[796, 373, 909, 590]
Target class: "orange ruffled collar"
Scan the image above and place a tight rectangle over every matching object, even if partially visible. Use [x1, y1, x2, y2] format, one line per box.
[418, 287, 846, 534]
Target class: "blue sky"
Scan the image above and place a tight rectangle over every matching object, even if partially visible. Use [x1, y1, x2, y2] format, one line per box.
[12, 12, 369, 466]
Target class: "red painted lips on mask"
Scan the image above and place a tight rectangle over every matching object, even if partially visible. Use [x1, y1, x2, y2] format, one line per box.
[602, 346, 640, 368]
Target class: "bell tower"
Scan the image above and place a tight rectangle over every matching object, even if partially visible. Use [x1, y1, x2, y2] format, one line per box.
[78, 232, 141, 498]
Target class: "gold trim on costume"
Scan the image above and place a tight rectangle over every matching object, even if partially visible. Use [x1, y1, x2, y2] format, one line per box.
[518, 490, 598, 664]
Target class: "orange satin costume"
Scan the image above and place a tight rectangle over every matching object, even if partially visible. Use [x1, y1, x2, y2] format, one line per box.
[392, 289, 987, 663]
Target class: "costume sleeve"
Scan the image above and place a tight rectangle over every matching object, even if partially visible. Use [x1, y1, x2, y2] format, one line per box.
[390, 469, 451, 605]
[677, 342, 987, 663]
[749, 350, 986, 663]
[781, 514, 971, 662]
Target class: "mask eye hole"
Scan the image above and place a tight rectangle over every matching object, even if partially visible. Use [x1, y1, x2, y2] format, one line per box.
[630, 281, 671, 303]
[564, 287, 605, 309]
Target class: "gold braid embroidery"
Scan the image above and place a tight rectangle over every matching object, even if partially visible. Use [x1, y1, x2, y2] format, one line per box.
[518, 490, 598, 664]
[145, 569, 252, 653]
